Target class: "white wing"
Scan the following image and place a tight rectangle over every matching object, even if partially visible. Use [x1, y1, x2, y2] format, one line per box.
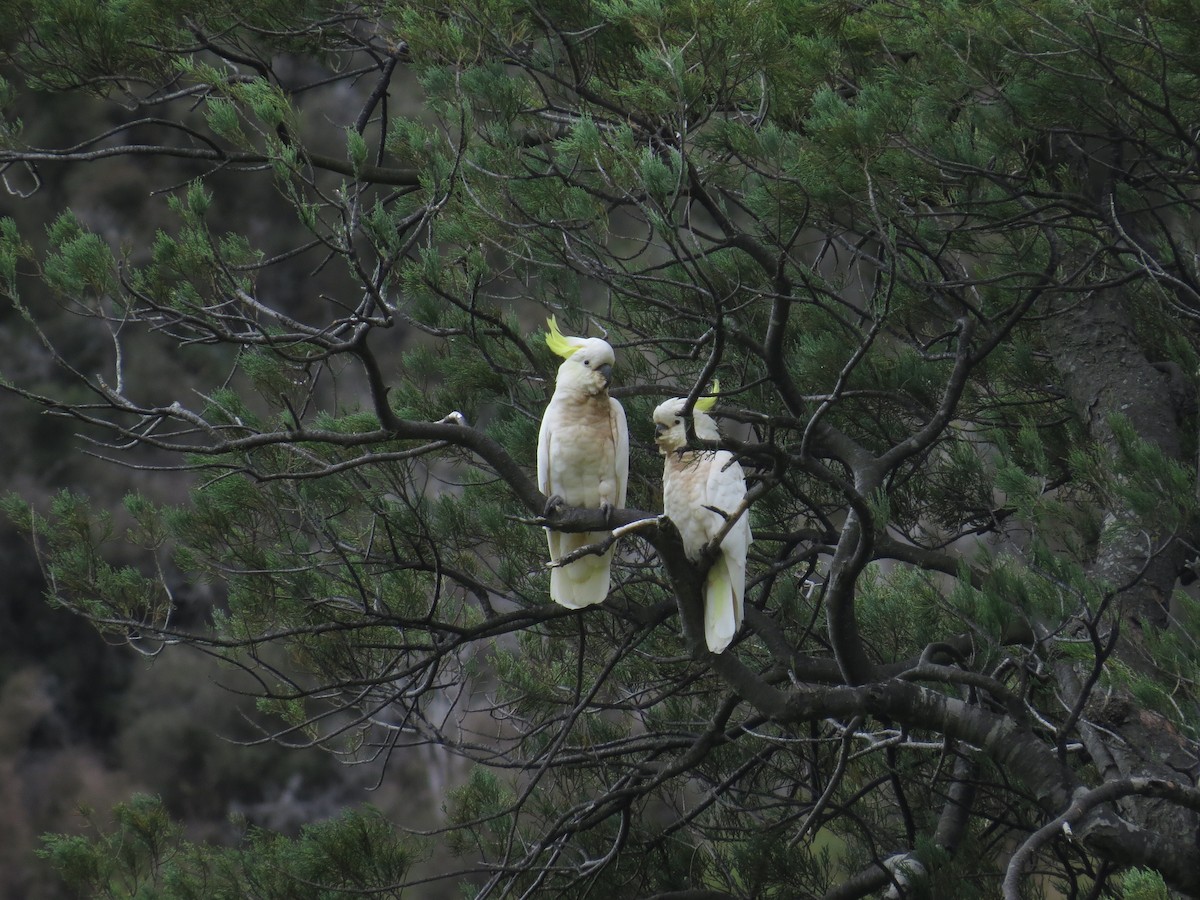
[537, 401, 554, 498]
[703, 451, 748, 546]
[537, 401, 565, 577]
[610, 397, 629, 509]
[702, 451, 751, 653]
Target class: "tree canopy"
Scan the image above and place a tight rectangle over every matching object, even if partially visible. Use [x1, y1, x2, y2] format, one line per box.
[2, 0, 1200, 896]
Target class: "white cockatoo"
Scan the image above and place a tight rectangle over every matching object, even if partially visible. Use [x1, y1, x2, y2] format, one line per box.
[537, 316, 629, 608]
[653, 383, 751, 653]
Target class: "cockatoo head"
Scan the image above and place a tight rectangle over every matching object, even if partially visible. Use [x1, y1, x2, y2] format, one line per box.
[653, 384, 721, 454]
[546, 316, 616, 396]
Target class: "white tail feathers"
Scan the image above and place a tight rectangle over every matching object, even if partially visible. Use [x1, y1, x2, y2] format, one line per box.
[548, 531, 613, 608]
[704, 552, 745, 653]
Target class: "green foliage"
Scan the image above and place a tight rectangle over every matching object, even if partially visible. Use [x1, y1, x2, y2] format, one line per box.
[856, 565, 952, 661]
[204, 96, 244, 142]
[42, 212, 117, 299]
[1141, 593, 1200, 737]
[4, 0, 1200, 896]
[444, 768, 514, 856]
[0, 0, 339, 90]
[2, 491, 171, 633]
[1119, 867, 1170, 900]
[1095, 415, 1197, 530]
[0, 215, 30, 297]
[39, 794, 416, 899]
[346, 127, 369, 177]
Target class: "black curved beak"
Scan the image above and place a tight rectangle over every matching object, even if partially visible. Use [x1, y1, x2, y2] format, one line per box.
[598, 363, 613, 386]
[654, 423, 666, 439]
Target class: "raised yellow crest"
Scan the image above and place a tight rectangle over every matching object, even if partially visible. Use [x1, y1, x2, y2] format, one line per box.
[695, 379, 720, 413]
[545, 316, 583, 359]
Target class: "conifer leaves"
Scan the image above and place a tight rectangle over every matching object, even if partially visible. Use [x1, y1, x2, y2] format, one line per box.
[0, 217, 26, 298]
[1, 491, 171, 641]
[40, 794, 415, 899]
[42, 212, 118, 303]
[6, 1, 1200, 895]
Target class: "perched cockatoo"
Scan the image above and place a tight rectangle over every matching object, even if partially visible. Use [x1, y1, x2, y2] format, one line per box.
[653, 384, 751, 653]
[537, 316, 629, 608]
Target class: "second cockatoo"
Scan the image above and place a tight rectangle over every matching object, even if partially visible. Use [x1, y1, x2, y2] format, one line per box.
[537, 316, 629, 608]
[653, 384, 752, 653]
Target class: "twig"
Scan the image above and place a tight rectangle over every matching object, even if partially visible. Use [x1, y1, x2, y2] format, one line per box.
[546, 517, 664, 568]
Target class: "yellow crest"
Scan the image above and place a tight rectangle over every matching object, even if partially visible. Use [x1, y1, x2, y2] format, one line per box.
[545, 316, 582, 359]
[695, 379, 720, 413]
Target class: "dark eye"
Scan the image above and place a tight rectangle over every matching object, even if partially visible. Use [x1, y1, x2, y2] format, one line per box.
[582, 359, 591, 367]
[674, 418, 681, 425]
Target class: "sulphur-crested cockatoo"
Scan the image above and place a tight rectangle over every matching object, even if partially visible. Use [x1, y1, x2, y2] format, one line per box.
[653, 384, 751, 653]
[538, 316, 629, 608]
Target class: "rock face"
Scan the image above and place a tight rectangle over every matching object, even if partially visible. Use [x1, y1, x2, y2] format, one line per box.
[1047, 288, 1200, 855]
